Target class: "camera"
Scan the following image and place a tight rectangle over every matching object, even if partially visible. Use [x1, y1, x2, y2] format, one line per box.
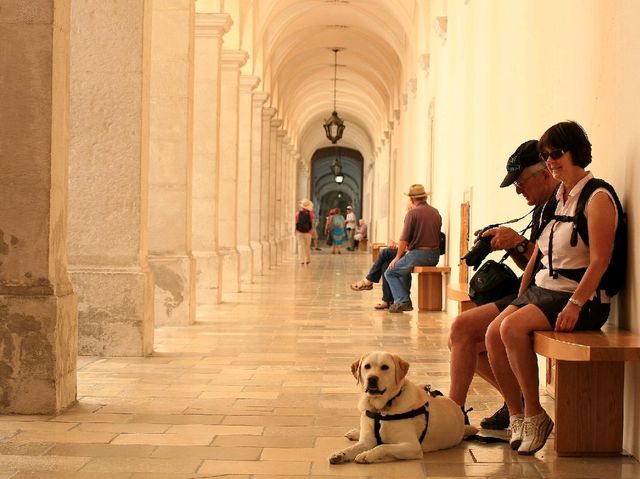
[462, 229, 494, 269]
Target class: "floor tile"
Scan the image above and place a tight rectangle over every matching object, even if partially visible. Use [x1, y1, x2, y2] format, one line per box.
[0, 252, 637, 477]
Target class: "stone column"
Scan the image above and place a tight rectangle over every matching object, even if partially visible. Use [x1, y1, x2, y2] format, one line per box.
[237, 75, 260, 287]
[250, 92, 270, 276]
[0, 0, 77, 414]
[275, 129, 287, 264]
[192, 13, 231, 306]
[68, 0, 154, 357]
[282, 142, 294, 258]
[218, 50, 248, 294]
[268, 118, 283, 268]
[148, 0, 196, 326]
[260, 108, 276, 269]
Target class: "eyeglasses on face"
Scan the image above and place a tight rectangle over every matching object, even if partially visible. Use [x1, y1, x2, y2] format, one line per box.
[539, 149, 565, 161]
[513, 171, 541, 189]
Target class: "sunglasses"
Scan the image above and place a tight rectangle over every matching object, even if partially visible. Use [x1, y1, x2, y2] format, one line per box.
[539, 149, 565, 161]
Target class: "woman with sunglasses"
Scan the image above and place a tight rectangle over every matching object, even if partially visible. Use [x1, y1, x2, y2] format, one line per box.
[485, 121, 619, 455]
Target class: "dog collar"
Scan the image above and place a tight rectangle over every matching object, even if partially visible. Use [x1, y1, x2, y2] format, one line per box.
[384, 387, 404, 409]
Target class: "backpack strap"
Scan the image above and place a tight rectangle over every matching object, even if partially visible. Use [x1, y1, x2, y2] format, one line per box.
[544, 178, 624, 293]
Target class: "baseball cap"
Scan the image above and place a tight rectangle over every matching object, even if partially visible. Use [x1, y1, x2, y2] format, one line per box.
[499, 140, 540, 188]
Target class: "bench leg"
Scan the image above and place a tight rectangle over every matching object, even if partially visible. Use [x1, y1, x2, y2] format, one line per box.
[553, 360, 624, 456]
[417, 273, 443, 311]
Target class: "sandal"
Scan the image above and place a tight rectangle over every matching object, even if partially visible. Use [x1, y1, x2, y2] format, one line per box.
[374, 301, 390, 310]
[350, 280, 373, 291]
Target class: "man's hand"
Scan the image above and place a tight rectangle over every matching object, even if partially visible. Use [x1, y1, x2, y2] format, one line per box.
[481, 227, 523, 251]
[388, 257, 399, 270]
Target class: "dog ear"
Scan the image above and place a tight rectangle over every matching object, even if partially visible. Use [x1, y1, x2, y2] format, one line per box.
[351, 357, 363, 384]
[393, 354, 410, 385]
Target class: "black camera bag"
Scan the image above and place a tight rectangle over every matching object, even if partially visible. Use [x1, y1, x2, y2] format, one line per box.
[468, 259, 520, 305]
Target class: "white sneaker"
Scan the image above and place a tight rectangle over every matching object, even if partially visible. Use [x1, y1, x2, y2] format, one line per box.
[518, 411, 554, 455]
[509, 415, 524, 450]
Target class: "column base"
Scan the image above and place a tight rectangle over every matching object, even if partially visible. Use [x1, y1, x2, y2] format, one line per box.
[250, 240, 263, 276]
[0, 291, 78, 414]
[268, 240, 277, 268]
[193, 250, 222, 306]
[70, 265, 154, 357]
[149, 254, 195, 327]
[261, 240, 271, 270]
[219, 247, 240, 293]
[237, 243, 253, 288]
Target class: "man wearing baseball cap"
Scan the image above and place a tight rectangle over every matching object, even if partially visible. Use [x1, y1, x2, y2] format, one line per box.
[447, 139, 559, 431]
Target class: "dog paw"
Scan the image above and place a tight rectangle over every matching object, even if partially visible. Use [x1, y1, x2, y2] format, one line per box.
[344, 428, 360, 441]
[328, 452, 347, 464]
[354, 451, 375, 463]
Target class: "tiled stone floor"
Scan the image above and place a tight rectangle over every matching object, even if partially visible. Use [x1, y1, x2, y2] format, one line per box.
[1, 250, 639, 478]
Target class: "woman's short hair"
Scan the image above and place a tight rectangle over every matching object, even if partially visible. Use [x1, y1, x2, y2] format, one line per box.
[539, 120, 592, 168]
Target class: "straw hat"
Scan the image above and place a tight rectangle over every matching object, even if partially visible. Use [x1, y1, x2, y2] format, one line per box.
[300, 199, 314, 211]
[404, 184, 428, 199]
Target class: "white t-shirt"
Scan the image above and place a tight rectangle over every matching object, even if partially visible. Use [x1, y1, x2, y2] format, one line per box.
[346, 211, 357, 230]
[535, 172, 617, 302]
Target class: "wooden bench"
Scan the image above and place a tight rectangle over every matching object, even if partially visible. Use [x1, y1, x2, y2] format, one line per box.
[371, 243, 387, 262]
[358, 238, 368, 252]
[412, 266, 451, 311]
[446, 282, 476, 313]
[534, 329, 640, 456]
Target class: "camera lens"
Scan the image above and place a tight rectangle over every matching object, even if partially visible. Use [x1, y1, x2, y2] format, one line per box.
[462, 236, 493, 269]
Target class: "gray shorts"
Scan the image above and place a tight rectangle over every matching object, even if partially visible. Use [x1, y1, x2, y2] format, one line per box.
[510, 286, 610, 330]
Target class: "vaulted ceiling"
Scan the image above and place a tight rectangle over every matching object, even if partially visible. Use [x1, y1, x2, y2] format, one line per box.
[247, 0, 417, 165]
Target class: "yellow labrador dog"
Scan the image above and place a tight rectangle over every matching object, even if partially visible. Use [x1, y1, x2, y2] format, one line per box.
[329, 351, 477, 464]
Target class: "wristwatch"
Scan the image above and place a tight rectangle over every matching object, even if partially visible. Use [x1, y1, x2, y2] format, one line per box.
[514, 238, 529, 254]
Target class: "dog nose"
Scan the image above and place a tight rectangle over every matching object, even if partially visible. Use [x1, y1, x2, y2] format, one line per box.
[367, 376, 379, 388]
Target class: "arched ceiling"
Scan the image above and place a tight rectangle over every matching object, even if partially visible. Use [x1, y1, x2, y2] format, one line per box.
[249, 0, 416, 164]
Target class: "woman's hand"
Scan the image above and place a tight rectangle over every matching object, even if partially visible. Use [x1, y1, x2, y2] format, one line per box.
[555, 302, 581, 332]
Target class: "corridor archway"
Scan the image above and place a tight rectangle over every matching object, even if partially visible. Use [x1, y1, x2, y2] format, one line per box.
[310, 146, 364, 238]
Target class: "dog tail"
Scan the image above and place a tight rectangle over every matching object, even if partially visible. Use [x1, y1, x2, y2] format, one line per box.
[463, 424, 479, 438]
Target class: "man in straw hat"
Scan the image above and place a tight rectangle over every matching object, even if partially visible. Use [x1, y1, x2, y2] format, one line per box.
[384, 184, 442, 312]
[295, 199, 315, 265]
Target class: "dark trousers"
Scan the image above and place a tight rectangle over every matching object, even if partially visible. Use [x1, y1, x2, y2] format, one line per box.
[366, 247, 397, 303]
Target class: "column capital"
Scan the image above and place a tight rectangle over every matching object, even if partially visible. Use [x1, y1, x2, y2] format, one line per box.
[270, 118, 283, 128]
[277, 128, 287, 138]
[263, 107, 277, 119]
[253, 91, 270, 105]
[195, 13, 232, 37]
[222, 49, 249, 68]
[240, 75, 260, 92]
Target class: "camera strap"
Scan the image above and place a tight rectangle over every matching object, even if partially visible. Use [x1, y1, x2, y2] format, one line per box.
[484, 206, 537, 233]
[484, 207, 537, 264]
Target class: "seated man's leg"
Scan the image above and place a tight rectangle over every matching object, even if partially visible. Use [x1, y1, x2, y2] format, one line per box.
[384, 253, 416, 307]
[366, 247, 397, 283]
[448, 302, 501, 407]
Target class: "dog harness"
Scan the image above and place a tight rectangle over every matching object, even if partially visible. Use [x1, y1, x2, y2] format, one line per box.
[365, 403, 430, 446]
[364, 386, 438, 446]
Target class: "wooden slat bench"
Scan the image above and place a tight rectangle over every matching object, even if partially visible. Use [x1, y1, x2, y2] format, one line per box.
[533, 329, 640, 456]
[412, 266, 451, 311]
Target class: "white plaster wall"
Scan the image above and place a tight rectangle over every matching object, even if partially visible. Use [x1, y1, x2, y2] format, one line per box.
[419, 0, 640, 459]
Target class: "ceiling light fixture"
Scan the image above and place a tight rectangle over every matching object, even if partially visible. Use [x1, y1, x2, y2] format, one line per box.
[323, 48, 345, 144]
